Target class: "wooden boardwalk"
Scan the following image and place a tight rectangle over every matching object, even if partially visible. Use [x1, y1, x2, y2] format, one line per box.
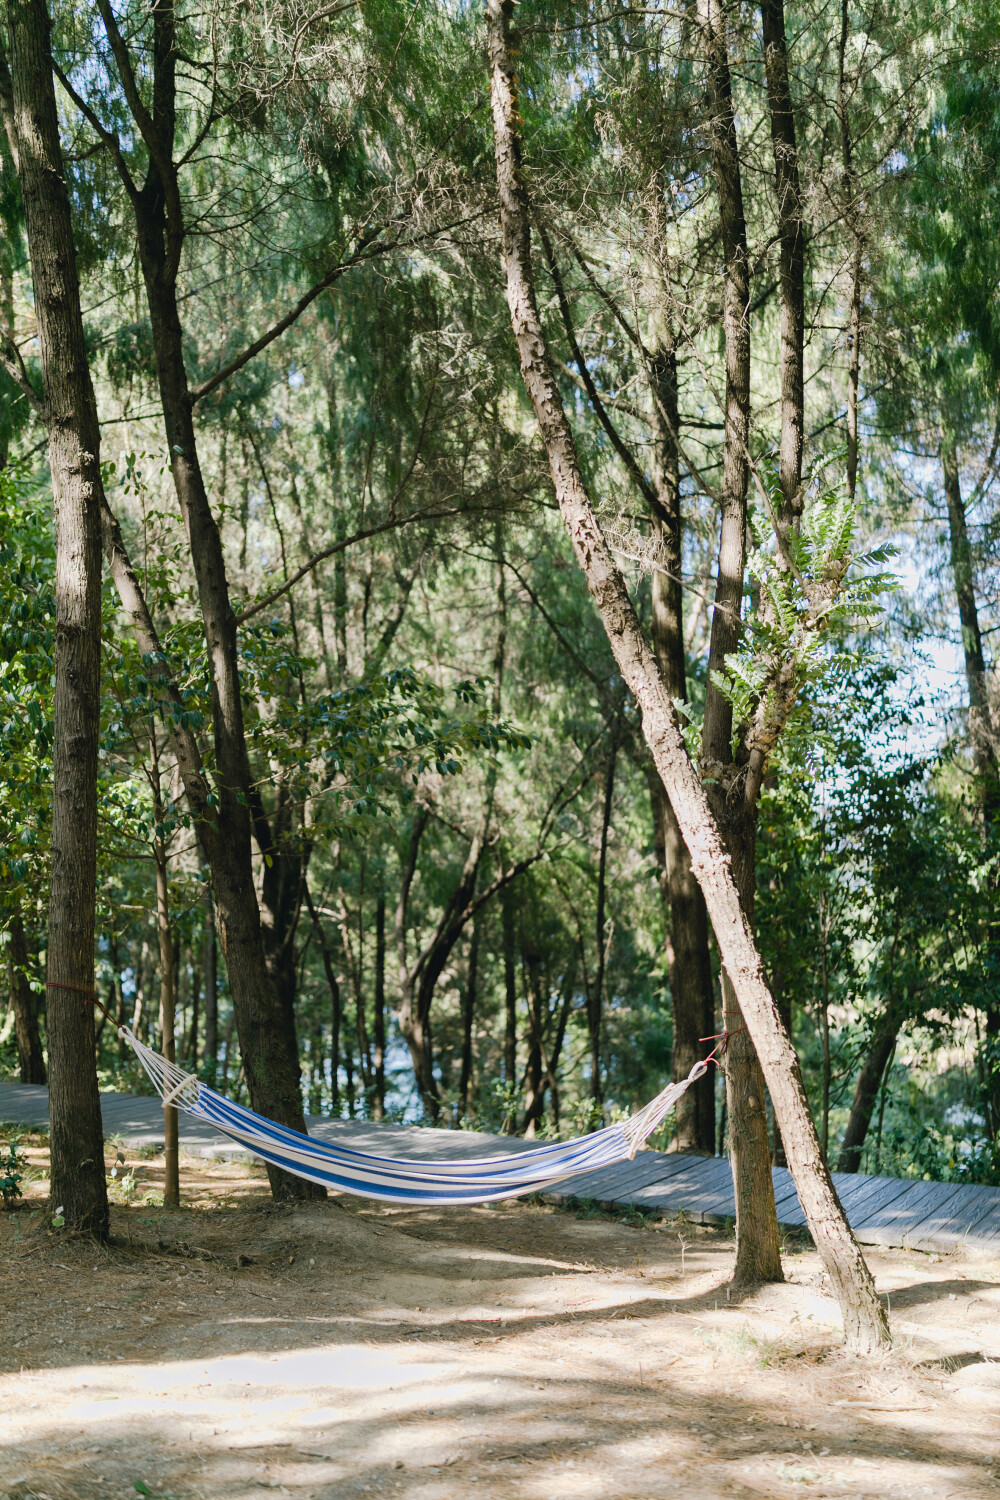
[2, 1079, 998, 1257]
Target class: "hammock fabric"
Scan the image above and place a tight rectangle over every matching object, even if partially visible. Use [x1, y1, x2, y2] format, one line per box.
[122, 1027, 711, 1206]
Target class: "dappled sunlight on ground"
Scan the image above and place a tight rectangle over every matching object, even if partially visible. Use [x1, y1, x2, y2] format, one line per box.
[2, 1137, 999, 1498]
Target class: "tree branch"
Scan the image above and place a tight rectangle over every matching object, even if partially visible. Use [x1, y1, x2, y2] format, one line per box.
[52, 59, 138, 202]
[0, 334, 45, 415]
[188, 234, 396, 404]
[235, 503, 475, 624]
[539, 225, 663, 518]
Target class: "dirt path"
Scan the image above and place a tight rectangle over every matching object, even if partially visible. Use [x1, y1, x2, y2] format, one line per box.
[2, 1136, 998, 1499]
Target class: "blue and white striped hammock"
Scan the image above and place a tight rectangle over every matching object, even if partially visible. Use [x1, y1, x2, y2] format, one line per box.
[123, 1027, 710, 1206]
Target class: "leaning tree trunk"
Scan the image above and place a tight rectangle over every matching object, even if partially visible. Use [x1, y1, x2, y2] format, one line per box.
[7, 908, 46, 1084]
[838, 1007, 903, 1173]
[1, 0, 108, 1237]
[696, 0, 783, 1285]
[486, 0, 889, 1352]
[98, 486, 316, 1198]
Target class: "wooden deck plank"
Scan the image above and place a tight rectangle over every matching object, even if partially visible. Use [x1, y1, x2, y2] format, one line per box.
[850, 1179, 949, 1246]
[553, 1155, 672, 1203]
[905, 1184, 1000, 1251]
[873, 1184, 971, 1252]
[836, 1174, 915, 1226]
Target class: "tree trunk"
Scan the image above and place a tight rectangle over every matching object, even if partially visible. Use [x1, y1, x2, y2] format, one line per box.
[186, 957, 200, 1070]
[837, 0, 863, 500]
[502, 880, 518, 1132]
[943, 440, 998, 811]
[305, 882, 341, 1117]
[150, 734, 179, 1209]
[251, 785, 306, 1090]
[202, 876, 218, 1080]
[837, 1008, 903, 1173]
[1, 0, 109, 1238]
[941, 437, 1000, 1126]
[647, 339, 716, 1153]
[521, 951, 547, 1135]
[697, 0, 784, 1287]
[8, 909, 46, 1084]
[588, 745, 617, 1105]
[761, 0, 805, 520]
[486, 0, 889, 1351]
[373, 886, 386, 1120]
[458, 919, 480, 1124]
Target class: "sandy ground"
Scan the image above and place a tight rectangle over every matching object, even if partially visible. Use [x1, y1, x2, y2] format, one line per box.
[1, 1135, 999, 1500]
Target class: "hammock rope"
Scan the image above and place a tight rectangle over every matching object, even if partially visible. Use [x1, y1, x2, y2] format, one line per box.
[118, 1026, 715, 1206]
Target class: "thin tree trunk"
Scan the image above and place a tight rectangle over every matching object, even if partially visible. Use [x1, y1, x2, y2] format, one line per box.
[820, 978, 831, 1164]
[761, 0, 805, 520]
[521, 952, 546, 1135]
[458, 919, 480, 1124]
[304, 882, 341, 1117]
[697, 0, 783, 1287]
[1, 2, 108, 1237]
[202, 877, 218, 1080]
[150, 734, 179, 1210]
[373, 886, 386, 1120]
[837, 1008, 903, 1173]
[838, 0, 863, 499]
[941, 436, 1000, 1125]
[8, 908, 46, 1084]
[589, 745, 617, 1105]
[486, 0, 889, 1351]
[187, 957, 200, 1070]
[502, 881, 518, 1132]
[647, 339, 716, 1153]
[943, 440, 998, 808]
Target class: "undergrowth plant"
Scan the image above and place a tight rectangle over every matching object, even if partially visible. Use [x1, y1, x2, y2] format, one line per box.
[0, 1131, 25, 1203]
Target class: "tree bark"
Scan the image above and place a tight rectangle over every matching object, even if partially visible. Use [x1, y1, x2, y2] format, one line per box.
[486, 0, 889, 1351]
[7, 909, 46, 1084]
[502, 880, 518, 1131]
[837, 1007, 903, 1173]
[201, 875, 218, 1080]
[647, 339, 716, 1153]
[251, 785, 306, 1090]
[761, 0, 805, 520]
[305, 882, 341, 1117]
[1, 0, 108, 1237]
[588, 745, 617, 1105]
[942, 437, 1000, 1127]
[697, 0, 783, 1286]
[186, 956, 200, 1070]
[150, 734, 179, 1209]
[373, 886, 387, 1119]
[458, 918, 480, 1124]
[837, 0, 863, 499]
